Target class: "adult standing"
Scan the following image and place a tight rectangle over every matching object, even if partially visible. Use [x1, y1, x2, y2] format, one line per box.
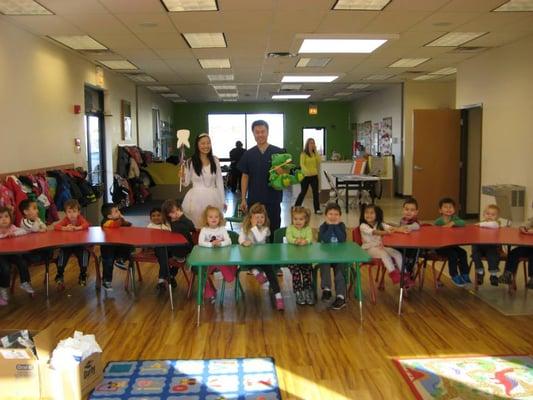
[238, 120, 283, 235]
[228, 140, 245, 192]
[181, 133, 225, 228]
[294, 138, 322, 214]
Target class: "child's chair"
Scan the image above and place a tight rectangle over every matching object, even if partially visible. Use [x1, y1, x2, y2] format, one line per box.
[415, 224, 447, 290]
[350, 227, 382, 304]
[226, 200, 243, 230]
[468, 246, 507, 291]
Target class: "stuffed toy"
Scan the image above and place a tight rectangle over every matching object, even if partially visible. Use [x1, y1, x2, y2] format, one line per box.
[269, 153, 304, 191]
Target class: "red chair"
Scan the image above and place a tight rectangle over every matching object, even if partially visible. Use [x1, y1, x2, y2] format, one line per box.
[351, 227, 382, 304]
[416, 224, 447, 290]
[510, 256, 529, 294]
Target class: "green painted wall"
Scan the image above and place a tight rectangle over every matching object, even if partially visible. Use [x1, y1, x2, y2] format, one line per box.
[173, 102, 353, 161]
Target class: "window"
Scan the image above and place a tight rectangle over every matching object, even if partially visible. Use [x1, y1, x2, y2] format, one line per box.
[302, 127, 326, 156]
[84, 86, 105, 187]
[208, 113, 284, 158]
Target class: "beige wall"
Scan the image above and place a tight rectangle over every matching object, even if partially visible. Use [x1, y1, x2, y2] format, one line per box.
[466, 107, 482, 215]
[136, 86, 175, 153]
[457, 34, 533, 220]
[402, 81, 456, 195]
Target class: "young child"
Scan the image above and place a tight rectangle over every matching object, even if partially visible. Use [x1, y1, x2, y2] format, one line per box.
[286, 206, 314, 305]
[155, 199, 195, 289]
[360, 204, 412, 286]
[434, 197, 470, 287]
[100, 203, 134, 291]
[54, 199, 90, 288]
[472, 204, 501, 286]
[499, 216, 533, 289]
[319, 202, 348, 310]
[239, 203, 284, 311]
[198, 206, 234, 302]
[147, 207, 170, 230]
[0, 206, 33, 303]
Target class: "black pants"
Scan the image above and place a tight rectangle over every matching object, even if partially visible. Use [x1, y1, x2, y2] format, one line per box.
[100, 245, 134, 282]
[57, 246, 89, 277]
[504, 246, 533, 277]
[0, 255, 29, 287]
[154, 245, 192, 279]
[435, 246, 468, 277]
[472, 245, 500, 273]
[401, 248, 419, 274]
[229, 168, 241, 192]
[262, 202, 281, 241]
[23, 249, 53, 283]
[295, 175, 320, 212]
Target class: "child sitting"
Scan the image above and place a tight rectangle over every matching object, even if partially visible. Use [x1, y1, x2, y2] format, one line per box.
[434, 197, 470, 287]
[198, 206, 234, 302]
[399, 197, 421, 277]
[100, 203, 134, 291]
[155, 199, 195, 290]
[319, 202, 348, 310]
[239, 203, 284, 311]
[54, 199, 90, 288]
[360, 204, 412, 286]
[286, 206, 314, 305]
[499, 216, 533, 289]
[472, 204, 501, 286]
[147, 207, 170, 230]
[0, 206, 32, 303]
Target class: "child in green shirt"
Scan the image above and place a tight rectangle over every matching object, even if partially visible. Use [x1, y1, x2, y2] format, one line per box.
[286, 206, 314, 305]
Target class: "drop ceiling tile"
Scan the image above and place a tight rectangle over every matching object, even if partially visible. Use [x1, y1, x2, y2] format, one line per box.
[408, 12, 480, 32]
[139, 32, 188, 49]
[272, 10, 326, 32]
[40, 0, 109, 15]
[8, 15, 83, 35]
[458, 12, 532, 32]
[98, 0, 166, 14]
[114, 13, 178, 33]
[385, 0, 450, 11]
[465, 31, 533, 47]
[63, 13, 131, 35]
[439, 0, 511, 12]
[91, 34, 148, 50]
[315, 11, 378, 33]
[361, 11, 434, 33]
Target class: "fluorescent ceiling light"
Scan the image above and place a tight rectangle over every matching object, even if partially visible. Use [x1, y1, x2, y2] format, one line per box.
[98, 60, 138, 70]
[161, 0, 218, 12]
[147, 86, 171, 91]
[0, 0, 53, 15]
[207, 74, 234, 81]
[280, 84, 302, 90]
[282, 75, 338, 83]
[365, 73, 394, 80]
[212, 84, 237, 90]
[126, 74, 157, 83]
[335, 92, 352, 96]
[218, 93, 238, 98]
[413, 75, 439, 81]
[347, 83, 370, 89]
[296, 57, 331, 68]
[389, 58, 430, 68]
[49, 35, 107, 50]
[493, 0, 533, 11]
[332, 0, 391, 11]
[161, 93, 181, 98]
[272, 94, 311, 99]
[299, 38, 386, 54]
[198, 58, 231, 69]
[182, 32, 226, 48]
[426, 32, 486, 47]
[430, 67, 457, 75]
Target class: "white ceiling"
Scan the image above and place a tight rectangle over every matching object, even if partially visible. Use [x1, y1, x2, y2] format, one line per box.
[3, 0, 533, 102]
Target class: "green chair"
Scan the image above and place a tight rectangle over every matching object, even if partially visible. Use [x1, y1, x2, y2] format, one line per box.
[218, 230, 245, 305]
[226, 200, 244, 230]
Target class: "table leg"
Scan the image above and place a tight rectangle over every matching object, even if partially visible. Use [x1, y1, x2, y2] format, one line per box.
[345, 183, 349, 214]
[130, 261, 136, 295]
[163, 247, 174, 311]
[196, 266, 206, 327]
[45, 262, 49, 299]
[355, 262, 363, 322]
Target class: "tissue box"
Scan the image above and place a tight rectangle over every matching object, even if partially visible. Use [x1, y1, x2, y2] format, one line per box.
[0, 326, 103, 400]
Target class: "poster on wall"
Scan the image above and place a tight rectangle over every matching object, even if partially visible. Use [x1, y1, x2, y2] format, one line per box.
[357, 121, 372, 153]
[380, 117, 393, 155]
[372, 122, 381, 155]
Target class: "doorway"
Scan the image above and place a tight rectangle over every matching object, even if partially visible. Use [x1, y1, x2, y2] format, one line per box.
[302, 127, 326, 156]
[84, 86, 106, 197]
[152, 108, 161, 158]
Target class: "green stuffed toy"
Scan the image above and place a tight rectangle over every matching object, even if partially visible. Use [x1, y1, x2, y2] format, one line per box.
[269, 153, 304, 191]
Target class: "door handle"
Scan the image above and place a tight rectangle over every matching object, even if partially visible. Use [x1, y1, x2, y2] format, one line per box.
[413, 165, 423, 171]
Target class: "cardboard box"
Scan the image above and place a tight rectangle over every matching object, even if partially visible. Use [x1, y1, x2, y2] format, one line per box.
[0, 327, 103, 400]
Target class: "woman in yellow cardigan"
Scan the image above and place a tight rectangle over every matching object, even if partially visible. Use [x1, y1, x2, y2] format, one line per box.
[294, 138, 322, 214]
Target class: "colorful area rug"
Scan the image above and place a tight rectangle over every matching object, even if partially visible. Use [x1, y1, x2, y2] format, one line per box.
[393, 355, 533, 399]
[89, 357, 281, 399]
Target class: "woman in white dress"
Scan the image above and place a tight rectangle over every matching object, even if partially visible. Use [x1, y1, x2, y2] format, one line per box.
[181, 133, 225, 228]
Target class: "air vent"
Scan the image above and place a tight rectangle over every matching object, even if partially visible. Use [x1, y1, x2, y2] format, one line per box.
[452, 46, 487, 53]
[267, 51, 295, 58]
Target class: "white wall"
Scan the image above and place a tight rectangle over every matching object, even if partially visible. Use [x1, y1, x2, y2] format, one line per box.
[136, 86, 175, 152]
[351, 84, 402, 191]
[456, 34, 533, 220]
[402, 81, 456, 195]
[466, 107, 482, 215]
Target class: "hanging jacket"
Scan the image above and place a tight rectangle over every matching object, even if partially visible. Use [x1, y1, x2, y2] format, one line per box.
[116, 147, 130, 178]
[4, 176, 28, 226]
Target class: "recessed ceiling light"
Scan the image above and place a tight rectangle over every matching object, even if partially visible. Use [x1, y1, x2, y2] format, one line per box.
[365, 73, 394, 80]
[280, 84, 302, 90]
[161, 0, 218, 12]
[493, 0, 533, 11]
[126, 74, 157, 83]
[161, 93, 181, 98]
[49, 35, 108, 51]
[212, 84, 237, 90]
[147, 86, 171, 91]
[0, 0, 53, 15]
[430, 67, 457, 75]
[389, 58, 430, 68]
[182, 32, 226, 48]
[347, 83, 370, 89]
[272, 94, 311, 99]
[198, 58, 231, 69]
[334, 92, 352, 96]
[98, 60, 138, 70]
[207, 74, 234, 81]
[413, 75, 439, 81]
[332, 0, 391, 11]
[296, 57, 331, 68]
[282, 75, 338, 83]
[218, 92, 238, 98]
[426, 32, 487, 47]
[299, 38, 387, 54]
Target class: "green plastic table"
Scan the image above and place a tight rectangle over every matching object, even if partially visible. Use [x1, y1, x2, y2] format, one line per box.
[187, 242, 371, 325]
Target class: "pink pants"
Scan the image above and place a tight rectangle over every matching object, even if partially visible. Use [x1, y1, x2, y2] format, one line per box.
[204, 265, 237, 299]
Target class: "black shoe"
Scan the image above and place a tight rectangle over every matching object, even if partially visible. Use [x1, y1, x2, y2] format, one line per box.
[476, 272, 484, 286]
[156, 280, 166, 291]
[114, 259, 127, 270]
[169, 277, 177, 288]
[489, 275, 499, 287]
[321, 289, 332, 301]
[527, 277, 533, 290]
[78, 273, 87, 287]
[330, 296, 346, 310]
[102, 281, 113, 292]
[498, 271, 513, 284]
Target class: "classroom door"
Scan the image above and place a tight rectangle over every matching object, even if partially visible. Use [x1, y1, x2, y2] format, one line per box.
[412, 109, 461, 220]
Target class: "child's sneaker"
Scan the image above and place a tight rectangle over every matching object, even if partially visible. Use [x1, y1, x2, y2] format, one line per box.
[156, 280, 166, 291]
[305, 288, 315, 305]
[476, 271, 484, 286]
[20, 282, 35, 294]
[461, 274, 472, 285]
[489, 275, 499, 286]
[255, 272, 268, 285]
[114, 259, 127, 270]
[274, 296, 285, 311]
[498, 270, 513, 284]
[321, 289, 332, 301]
[78, 273, 87, 287]
[295, 291, 305, 305]
[389, 269, 401, 284]
[102, 281, 113, 292]
[55, 275, 65, 291]
[527, 277, 533, 289]
[451, 275, 465, 287]
[330, 296, 346, 310]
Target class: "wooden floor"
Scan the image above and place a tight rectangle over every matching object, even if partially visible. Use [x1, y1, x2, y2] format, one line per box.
[1, 258, 532, 400]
